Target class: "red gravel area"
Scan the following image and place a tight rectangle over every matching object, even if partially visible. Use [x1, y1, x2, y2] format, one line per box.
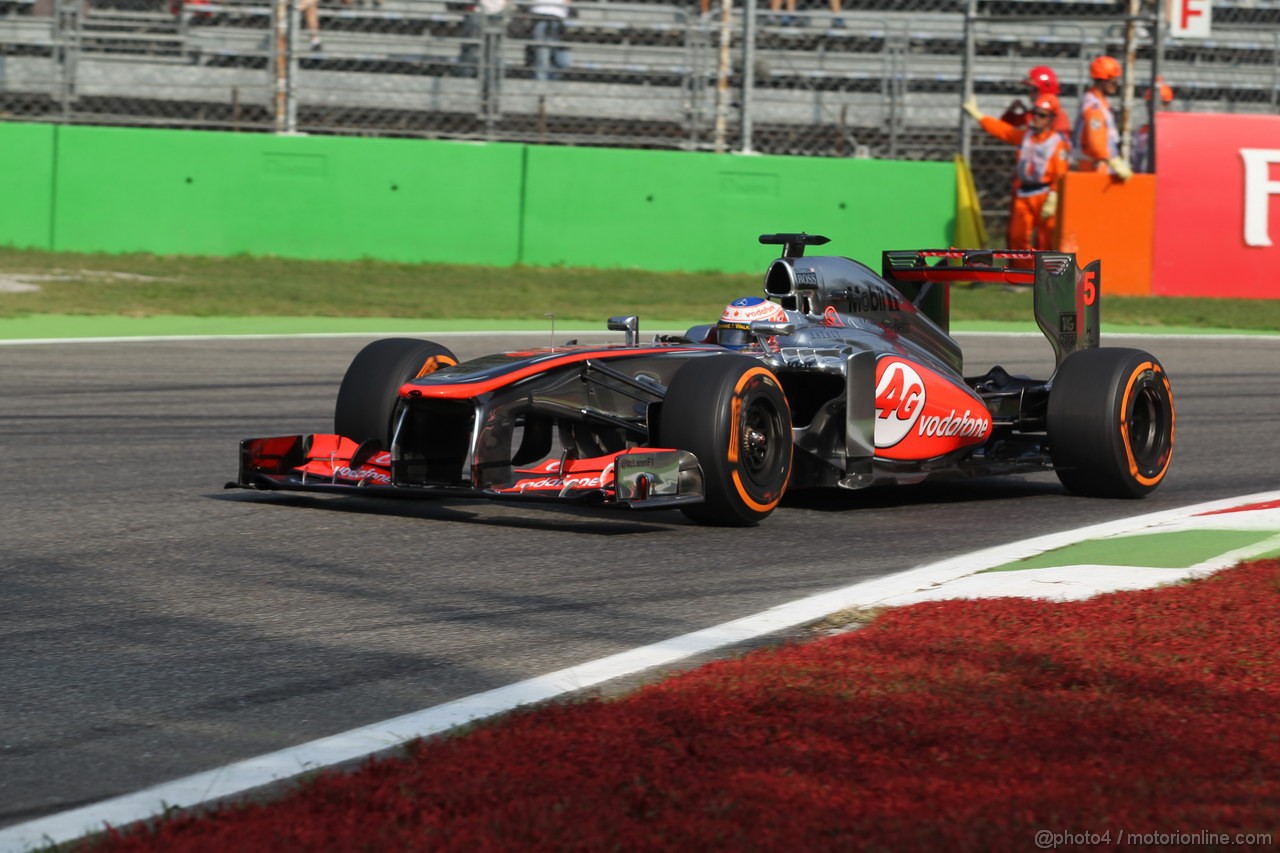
[92, 560, 1280, 852]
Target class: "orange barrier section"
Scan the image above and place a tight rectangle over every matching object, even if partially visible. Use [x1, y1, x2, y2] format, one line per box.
[1056, 172, 1156, 296]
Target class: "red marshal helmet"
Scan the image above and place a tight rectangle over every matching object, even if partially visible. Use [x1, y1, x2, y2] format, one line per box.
[1089, 55, 1122, 81]
[1024, 65, 1060, 96]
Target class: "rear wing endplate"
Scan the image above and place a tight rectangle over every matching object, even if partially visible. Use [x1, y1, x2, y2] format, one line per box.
[881, 249, 1100, 368]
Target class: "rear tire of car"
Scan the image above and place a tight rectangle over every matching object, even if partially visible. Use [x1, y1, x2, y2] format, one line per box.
[334, 338, 458, 446]
[660, 355, 792, 526]
[1048, 347, 1175, 498]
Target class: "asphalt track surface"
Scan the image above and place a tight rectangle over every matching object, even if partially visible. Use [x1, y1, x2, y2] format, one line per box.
[3, 331, 1279, 829]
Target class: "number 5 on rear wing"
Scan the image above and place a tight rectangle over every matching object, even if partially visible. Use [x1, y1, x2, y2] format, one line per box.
[881, 249, 1101, 368]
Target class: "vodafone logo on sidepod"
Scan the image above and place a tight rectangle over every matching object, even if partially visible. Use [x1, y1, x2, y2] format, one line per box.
[874, 360, 926, 447]
[873, 357, 993, 458]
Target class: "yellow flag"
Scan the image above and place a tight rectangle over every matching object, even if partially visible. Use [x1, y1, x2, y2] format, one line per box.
[953, 154, 988, 250]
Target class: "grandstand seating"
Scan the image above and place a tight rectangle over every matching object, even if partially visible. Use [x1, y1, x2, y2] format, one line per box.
[1, 0, 1276, 235]
[5, 1, 1276, 121]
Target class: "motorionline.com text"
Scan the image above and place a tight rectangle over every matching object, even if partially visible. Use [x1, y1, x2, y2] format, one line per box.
[1035, 829, 1272, 848]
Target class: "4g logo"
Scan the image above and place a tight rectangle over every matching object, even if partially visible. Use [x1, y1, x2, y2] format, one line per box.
[875, 360, 926, 447]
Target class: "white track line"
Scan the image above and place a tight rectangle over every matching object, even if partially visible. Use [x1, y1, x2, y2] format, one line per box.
[2, 490, 1278, 852]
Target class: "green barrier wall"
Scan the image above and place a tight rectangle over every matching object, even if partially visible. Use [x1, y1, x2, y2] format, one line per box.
[1, 124, 955, 272]
[521, 146, 955, 273]
[0, 123, 56, 250]
[52, 126, 525, 266]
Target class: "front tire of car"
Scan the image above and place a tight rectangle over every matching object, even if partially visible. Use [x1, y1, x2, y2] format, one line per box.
[1048, 347, 1175, 498]
[334, 338, 458, 446]
[660, 355, 792, 526]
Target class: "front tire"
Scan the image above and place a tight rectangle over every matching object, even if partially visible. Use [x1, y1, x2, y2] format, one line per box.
[334, 338, 458, 446]
[1048, 347, 1175, 498]
[660, 355, 792, 526]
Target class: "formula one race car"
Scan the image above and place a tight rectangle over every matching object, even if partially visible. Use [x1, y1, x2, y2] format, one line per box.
[231, 233, 1175, 526]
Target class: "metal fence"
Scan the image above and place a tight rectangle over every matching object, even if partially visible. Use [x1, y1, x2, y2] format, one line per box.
[2, 0, 1278, 236]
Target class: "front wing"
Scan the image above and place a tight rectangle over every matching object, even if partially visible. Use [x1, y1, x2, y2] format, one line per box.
[228, 434, 705, 511]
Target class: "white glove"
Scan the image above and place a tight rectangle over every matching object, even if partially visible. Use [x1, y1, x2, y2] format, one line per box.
[1040, 190, 1058, 221]
[963, 97, 983, 121]
[1107, 156, 1134, 181]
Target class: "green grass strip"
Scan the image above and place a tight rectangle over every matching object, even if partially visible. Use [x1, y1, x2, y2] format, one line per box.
[981, 529, 1280, 572]
[3, 246, 1280, 335]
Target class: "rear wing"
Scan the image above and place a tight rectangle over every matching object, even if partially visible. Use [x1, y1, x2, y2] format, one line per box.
[881, 249, 1101, 368]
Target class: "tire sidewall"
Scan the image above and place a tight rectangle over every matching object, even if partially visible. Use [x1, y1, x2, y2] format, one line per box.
[660, 355, 792, 525]
[1114, 355, 1176, 489]
[334, 338, 458, 445]
[723, 365, 792, 514]
[1048, 347, 1175, 497]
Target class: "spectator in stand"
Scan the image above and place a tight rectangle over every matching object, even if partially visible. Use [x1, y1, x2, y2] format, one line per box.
[765, 0, 843, 28]
[828, 0, 844, 29]
[529, 0, 570, 81]
[998, 65, 1071, 141]
[1072, 55, 1133, 181]
[458, 0, 508, 77]
[766, 0, 797, 27]
[298, 0, 322, 51]
[1134, 76, 1174, 173]
[964, 92, 1071, 252]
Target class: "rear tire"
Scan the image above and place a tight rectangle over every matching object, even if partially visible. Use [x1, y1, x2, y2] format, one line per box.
[660, 355, 792, 526]
[334, 338, 458, 446]
[1048, 347, 1175, 498]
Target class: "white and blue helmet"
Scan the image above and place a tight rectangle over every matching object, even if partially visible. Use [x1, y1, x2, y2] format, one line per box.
[716, 296, 787, 349]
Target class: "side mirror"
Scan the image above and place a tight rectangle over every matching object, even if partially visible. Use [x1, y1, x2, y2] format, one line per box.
[608, 315, 639, 347]
[751, 320, 796, 338]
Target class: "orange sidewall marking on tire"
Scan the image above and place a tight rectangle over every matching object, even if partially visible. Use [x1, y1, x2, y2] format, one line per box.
[727, 396, 742, 464]
[414, 355, 457, 379]
[728, 367, 792, 513]
[1119, 362, 1175, 487]
[732, 470, 786, 513]
[733, 367, 774, 395]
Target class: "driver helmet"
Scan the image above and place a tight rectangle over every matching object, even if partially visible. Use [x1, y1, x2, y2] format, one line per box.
[716, 296, 787, 349]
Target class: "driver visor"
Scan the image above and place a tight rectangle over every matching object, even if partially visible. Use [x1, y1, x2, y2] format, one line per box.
[716, 321, 753, 348]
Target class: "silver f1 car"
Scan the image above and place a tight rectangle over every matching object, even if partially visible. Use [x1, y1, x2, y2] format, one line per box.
[231, 233, 1176, 526]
